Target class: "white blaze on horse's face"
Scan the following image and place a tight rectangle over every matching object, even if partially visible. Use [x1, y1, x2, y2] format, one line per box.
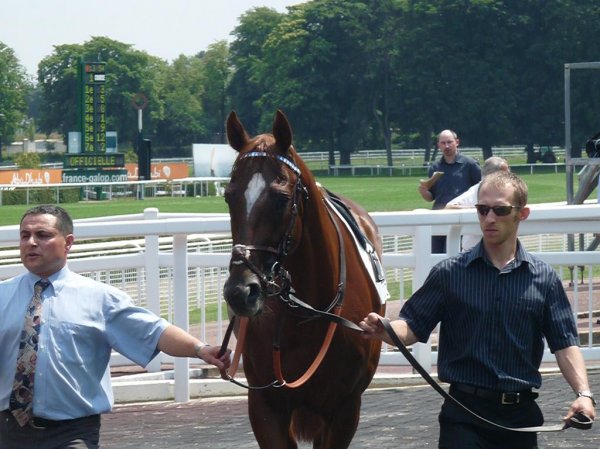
[244, 173, 267, 219]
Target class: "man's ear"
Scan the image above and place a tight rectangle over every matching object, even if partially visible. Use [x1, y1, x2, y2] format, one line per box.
[65, 234, 74, 252]
[519, 206, 530, 221]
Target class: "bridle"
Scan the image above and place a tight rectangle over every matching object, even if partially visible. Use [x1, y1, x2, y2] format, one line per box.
[227, 151, 308, 298]
[219, 150, 361, 390]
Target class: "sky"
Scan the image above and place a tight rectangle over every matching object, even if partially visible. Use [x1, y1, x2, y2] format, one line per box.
[1, 0, 302, 78]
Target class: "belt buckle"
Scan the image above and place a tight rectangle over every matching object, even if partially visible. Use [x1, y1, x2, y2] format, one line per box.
[28, 417, 47, 430]
[501, 392, 520, 404]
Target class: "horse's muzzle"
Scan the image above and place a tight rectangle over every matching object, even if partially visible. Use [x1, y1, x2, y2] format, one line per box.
[223, 273, 263, 317]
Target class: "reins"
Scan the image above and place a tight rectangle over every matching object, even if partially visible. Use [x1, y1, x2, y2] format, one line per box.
[378, 318, 592, 432]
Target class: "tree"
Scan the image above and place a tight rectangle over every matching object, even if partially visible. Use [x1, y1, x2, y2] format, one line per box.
[155, 55, 206, 151]
[258, 0, 376, 164]
[228, 7, 286, 134]
[0, 42, 31, 155]
[199, 41, 232, 143]
[38, 36, 167, 147]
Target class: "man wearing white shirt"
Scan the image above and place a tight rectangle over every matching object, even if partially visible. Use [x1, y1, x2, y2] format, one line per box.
[445, 157, 509, 251]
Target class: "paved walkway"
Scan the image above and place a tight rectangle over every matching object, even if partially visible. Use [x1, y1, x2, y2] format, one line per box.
[100, 369, 600, 448]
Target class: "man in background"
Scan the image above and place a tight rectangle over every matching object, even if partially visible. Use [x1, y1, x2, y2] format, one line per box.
[418, 129, 481, 253]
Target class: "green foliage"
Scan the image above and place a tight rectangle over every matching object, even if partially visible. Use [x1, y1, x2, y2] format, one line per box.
[156, 55, 206, 150]
[0, 42, 31, 146]
[15, 152, 41, 168]
[1, 187, 80, 206]
[199, 41, 231, 143]
[124, 149, 138, 163]
[5, 1, 600, 161]
[37, 37, 167, 147]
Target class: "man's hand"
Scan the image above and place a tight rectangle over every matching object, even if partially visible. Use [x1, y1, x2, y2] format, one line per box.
[418, 183, 433, 201]
[564, 395, 596, 424]
[359, 312, 386, 340]
[197, 345, 232, 371]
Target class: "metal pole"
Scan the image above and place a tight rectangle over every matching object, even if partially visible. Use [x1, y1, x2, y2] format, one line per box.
[137, 109, 145, 199]
[564, 65, 573, 204]
[0, 112, 5, 163]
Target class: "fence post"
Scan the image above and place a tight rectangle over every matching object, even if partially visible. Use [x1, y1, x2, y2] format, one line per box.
[412, 225, 433, 372]
[173, 233, 190, 402]
[144, 208, 162, 373]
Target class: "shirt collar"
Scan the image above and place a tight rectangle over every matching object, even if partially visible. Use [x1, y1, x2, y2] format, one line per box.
[440, 152, 465, 165]
[466, 239, 533, 269]
[25, 265, 70, 292]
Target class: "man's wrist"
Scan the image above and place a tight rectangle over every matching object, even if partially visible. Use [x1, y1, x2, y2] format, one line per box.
[576, 390, 596, 406]
[194, 342, 211, 358]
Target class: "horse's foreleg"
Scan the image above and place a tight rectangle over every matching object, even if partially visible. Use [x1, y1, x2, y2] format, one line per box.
[248, 391, 297, 449]
[315, 394, 362, 449]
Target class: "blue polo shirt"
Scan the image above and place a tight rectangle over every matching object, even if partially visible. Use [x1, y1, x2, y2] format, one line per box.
[400, 241, 578, 391]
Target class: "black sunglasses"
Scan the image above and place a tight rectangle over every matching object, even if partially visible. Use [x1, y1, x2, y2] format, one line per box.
[475, 204, 521, 217]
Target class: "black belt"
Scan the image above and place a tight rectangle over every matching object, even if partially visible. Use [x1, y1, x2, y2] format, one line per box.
[451, 383, 538, 405]
[1, 410, 100, 430]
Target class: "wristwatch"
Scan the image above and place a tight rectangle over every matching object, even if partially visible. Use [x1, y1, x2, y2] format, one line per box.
[576, 390, 596, 406]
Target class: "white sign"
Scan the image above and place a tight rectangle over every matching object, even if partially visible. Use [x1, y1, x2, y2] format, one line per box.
[192, 144, 237, 177]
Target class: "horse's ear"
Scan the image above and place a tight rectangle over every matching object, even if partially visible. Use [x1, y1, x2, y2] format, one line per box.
[226, 111, 250, 152]
[273, 110, 292, 155]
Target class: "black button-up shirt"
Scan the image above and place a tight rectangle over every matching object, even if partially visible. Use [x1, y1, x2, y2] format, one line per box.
[400, 241, 578, 391]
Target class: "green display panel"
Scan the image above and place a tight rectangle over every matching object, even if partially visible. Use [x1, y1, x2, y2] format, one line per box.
[64, 153, 125, 168]
[79, 62, 106, 153]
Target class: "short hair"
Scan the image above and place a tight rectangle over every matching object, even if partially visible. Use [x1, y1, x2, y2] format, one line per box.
[482, 156, 508, 177]
[478, 171, 528, 207]
[21, 205, 74, 236]
[438, 129, 458, 141]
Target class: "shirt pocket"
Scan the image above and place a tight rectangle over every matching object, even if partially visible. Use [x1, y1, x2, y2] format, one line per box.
[46, 321, 106, 367]
[511, 295, 544, 330]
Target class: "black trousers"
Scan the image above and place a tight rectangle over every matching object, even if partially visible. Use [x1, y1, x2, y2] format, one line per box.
[432, 235, 447, 254]
[0, 410, 100, 449]
[438, 389, 543, 449]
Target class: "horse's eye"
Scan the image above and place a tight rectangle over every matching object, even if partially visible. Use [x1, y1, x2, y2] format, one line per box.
[273, 192, 290, 209]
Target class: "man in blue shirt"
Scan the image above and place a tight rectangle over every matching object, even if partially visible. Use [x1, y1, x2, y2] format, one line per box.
[418, 129, 481, 253]
[0, 205, 231, 449]
[362, 172, 595, 448]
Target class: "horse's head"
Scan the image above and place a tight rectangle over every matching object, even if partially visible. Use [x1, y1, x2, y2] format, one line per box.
[223, 110, 307, 317]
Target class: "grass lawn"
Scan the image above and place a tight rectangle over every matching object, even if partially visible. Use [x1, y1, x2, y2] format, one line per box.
[0, 172, 572, 226]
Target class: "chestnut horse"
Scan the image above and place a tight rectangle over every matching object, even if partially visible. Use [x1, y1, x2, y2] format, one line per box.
[222, 110, 386, 448]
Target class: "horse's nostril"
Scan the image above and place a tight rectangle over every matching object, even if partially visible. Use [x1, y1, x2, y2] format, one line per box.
[247, 282, 261, 305]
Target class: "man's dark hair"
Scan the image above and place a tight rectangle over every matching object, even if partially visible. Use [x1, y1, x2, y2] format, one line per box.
[21, 205, 74, 236]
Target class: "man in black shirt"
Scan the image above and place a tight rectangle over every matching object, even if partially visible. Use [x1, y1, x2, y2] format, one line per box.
[418, 129, 481, 253]
[362, 172, 595, 449]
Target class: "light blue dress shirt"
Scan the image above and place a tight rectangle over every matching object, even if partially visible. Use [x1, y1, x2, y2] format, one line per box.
[0, 265, 169, 420]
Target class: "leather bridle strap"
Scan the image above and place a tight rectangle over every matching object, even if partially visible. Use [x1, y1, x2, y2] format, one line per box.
[218, 316, 279, 390]
[378, 318, 592, 432]
[273, 307, 340, 388]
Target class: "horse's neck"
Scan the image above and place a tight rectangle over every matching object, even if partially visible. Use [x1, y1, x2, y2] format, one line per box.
[287, 188, 343, 302]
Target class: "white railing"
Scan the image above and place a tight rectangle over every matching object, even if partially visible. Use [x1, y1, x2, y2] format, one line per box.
[0, 204, 598, 401]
